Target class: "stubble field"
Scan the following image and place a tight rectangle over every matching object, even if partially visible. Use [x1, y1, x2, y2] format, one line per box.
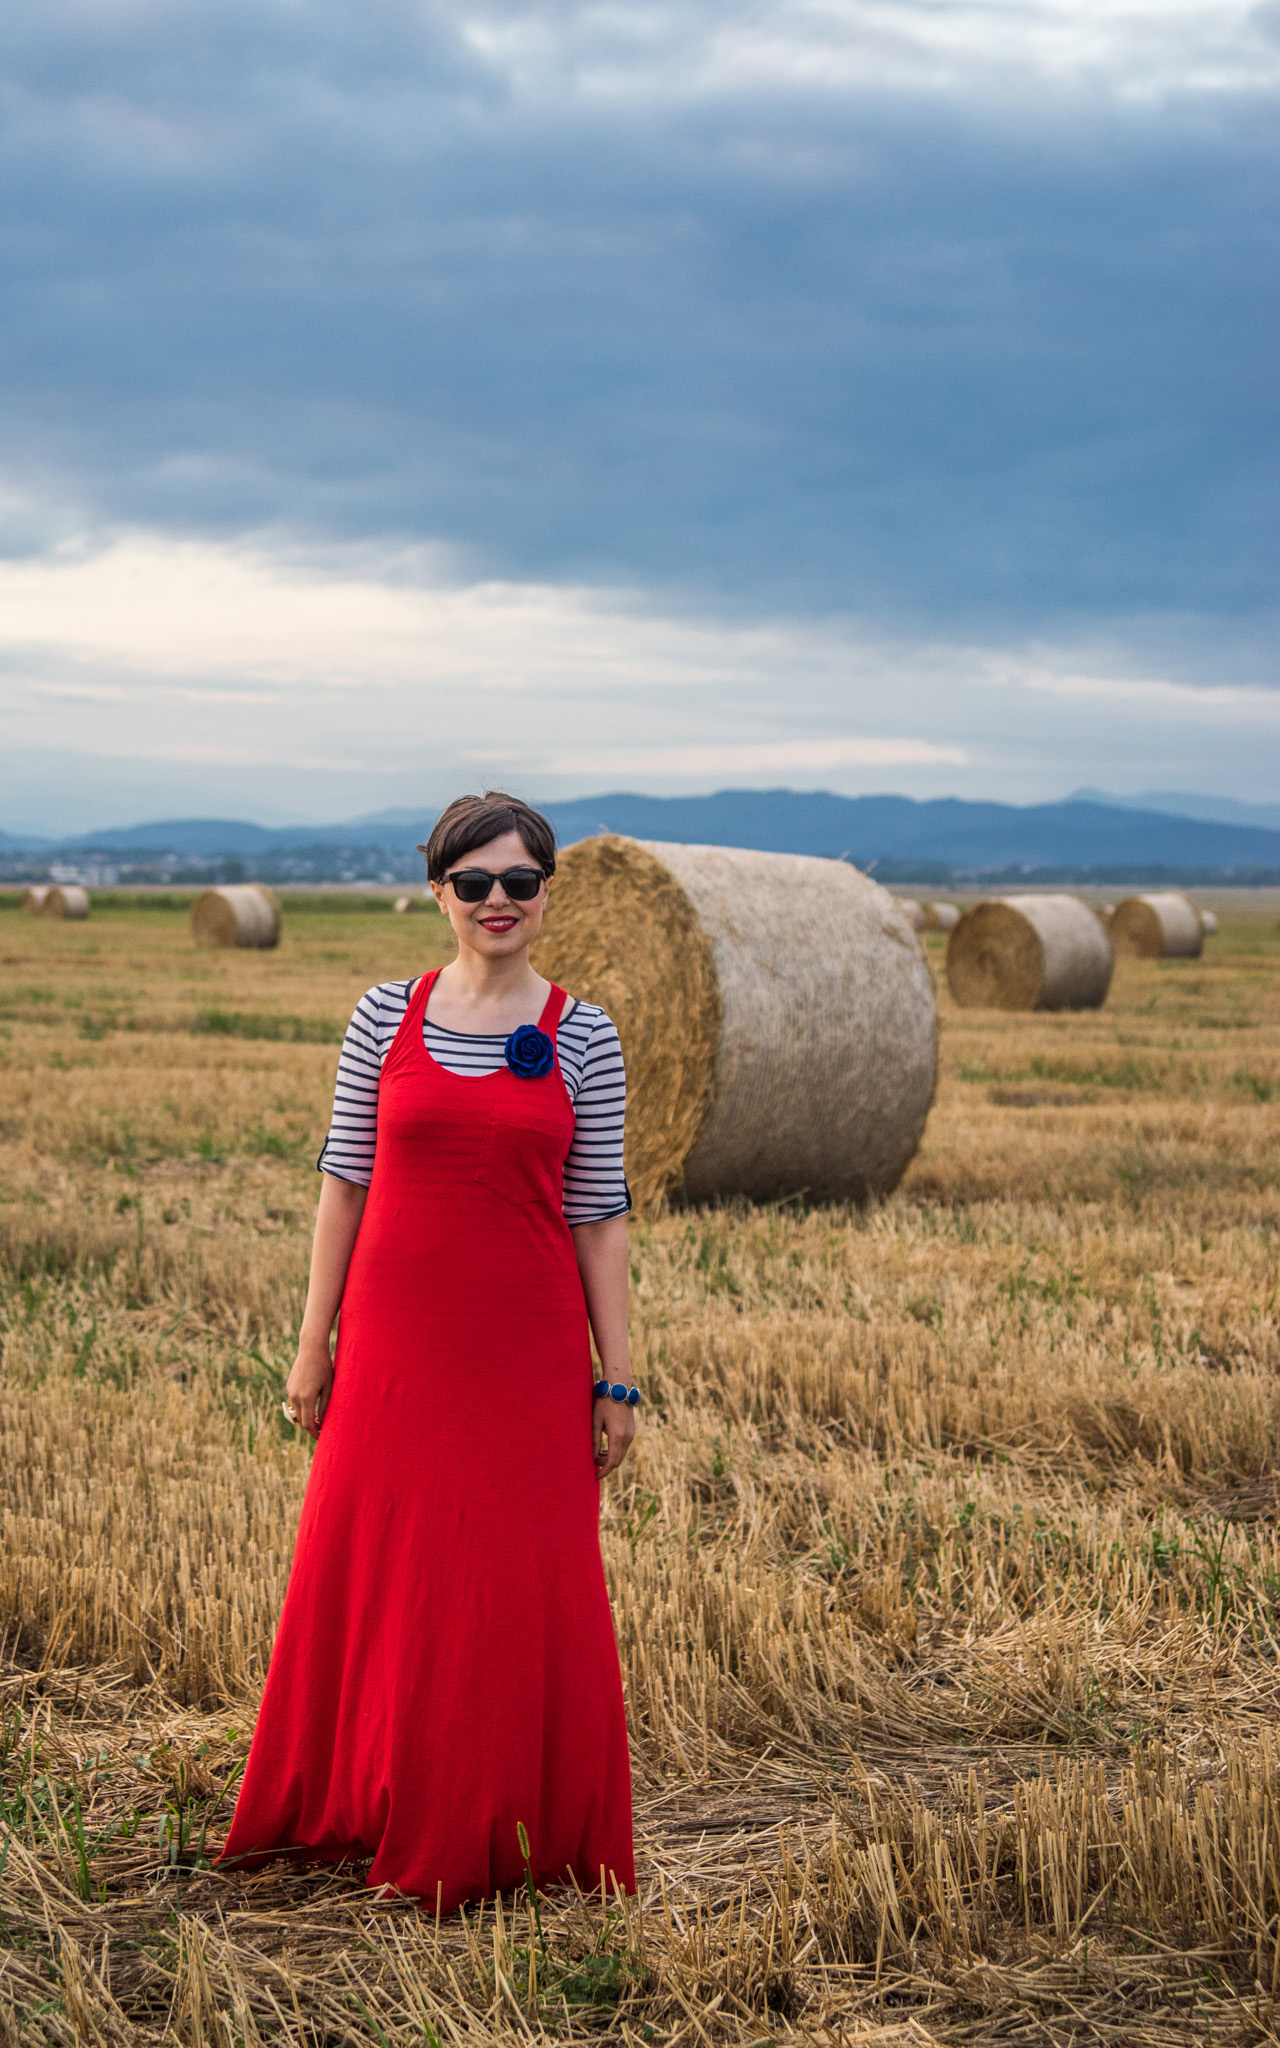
[1, 892, 1278, 2048]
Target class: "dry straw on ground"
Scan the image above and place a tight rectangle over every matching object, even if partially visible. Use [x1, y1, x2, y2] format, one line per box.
[533, 836, 936, 1207]
[1110, 891, 1205, 959]
[190, 884, 283, 950]
[1, 895, 1279, 2046]
[946, 894, 1114, 1010]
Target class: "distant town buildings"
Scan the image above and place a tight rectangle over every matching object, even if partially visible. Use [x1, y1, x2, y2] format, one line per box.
[50, 860, 119, 888]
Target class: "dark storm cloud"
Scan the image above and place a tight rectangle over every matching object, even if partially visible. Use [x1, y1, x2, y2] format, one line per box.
[0, 0, 1276, 639]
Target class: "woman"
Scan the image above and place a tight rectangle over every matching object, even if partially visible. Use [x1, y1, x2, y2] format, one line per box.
[220, 792, 637, 1909]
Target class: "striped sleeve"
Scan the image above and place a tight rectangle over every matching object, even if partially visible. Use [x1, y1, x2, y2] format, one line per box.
[562, 1010, 631, 1226]
[317, 982, 410, 1187]
[316, 984, 630, 1223]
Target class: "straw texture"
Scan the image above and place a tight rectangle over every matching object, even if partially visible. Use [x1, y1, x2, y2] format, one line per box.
[21, 886, 50, 914]
[946, 895, 1114, 1011]
[1110, 892, 1204, 959]
[533, 835, 936, 1208]
[190, 884, 282, 950]
[531, 837, 720, 1209]
[36, 885, 89, 920]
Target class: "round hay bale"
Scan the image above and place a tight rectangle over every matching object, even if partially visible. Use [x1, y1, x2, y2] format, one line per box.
[946, 896, 1114, 1011]
[393, 894, 422, 914]
[22, 885, 51, 914]
[1109, 892, 1203, 959]
[922, 903, 960, 933]
[531, 835, 936, 1210]
[39, 885, 90, 919]
[1094, 904, 1115, 925]
[1199, 908, 1219, 936]
[191, 884, 282, 949]
[896, 897, 926, 932]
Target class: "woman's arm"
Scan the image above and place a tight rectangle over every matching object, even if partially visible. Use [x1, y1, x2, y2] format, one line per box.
[285, 1174, 368, 1438]
[572, 1215, 636, 1478]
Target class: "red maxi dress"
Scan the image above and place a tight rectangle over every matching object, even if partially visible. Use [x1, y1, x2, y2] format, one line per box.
[220, 972, 635, 1907]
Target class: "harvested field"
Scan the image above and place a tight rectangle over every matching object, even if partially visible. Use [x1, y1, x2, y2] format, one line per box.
[1, 891, 1279, 2047]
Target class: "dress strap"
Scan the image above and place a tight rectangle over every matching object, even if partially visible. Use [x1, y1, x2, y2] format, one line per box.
[408, 969, 439, 1026]
[381, 967, 439, 1076]
[537, 983, 567, 1036]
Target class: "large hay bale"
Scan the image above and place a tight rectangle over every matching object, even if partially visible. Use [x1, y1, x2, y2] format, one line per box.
[22, 886, 51, 914]
[531, 835, 936, 1209]
[37, 885, 90, 920]
[1199, 909, 1219, 937]
[922, 902, 960, 933]
[1109, 892, 1203, 959]
[191, 884, 282, 949]
[946, 895, 1114, 1011]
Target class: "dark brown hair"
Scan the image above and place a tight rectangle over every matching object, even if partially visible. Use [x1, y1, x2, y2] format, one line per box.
[419, 791, 557, 882]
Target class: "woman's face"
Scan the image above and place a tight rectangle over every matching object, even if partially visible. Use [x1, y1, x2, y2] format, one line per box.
[430, 827, 550, 961]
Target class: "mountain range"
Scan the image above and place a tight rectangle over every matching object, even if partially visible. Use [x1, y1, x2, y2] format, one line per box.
[1068, 789, 1280, 834]
[3, 789, 1279, 881]
[7, 786, 1277, 884]
[543, 793, 1280, 871]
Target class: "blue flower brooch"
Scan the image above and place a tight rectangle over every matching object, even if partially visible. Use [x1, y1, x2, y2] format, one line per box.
[504, 1023, 555, 1079]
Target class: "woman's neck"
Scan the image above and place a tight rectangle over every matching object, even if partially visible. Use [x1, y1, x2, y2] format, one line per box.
[431, 949, 547, 1023]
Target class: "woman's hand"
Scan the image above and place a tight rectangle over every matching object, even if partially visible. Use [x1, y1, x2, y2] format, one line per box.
[593, 1395, 636, 1479]
[572, 1217, 635, 1480]
[285, 1337, 333, 1441]
[284, 1174, 367, 1440]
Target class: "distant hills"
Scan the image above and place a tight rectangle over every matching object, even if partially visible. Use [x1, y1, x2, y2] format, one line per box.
[4, 789, 1280, 884]
[540, 792, 1280, 876]
[1069, 789, 1280, 833]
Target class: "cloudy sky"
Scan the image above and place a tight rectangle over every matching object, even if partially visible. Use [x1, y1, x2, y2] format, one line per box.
[0, 0, 1276, 833]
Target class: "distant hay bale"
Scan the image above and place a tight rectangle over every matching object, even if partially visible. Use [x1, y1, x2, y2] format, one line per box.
[1095, 904, 1115, 925]
[1109, 892, 1204, 960]
[922, 903, 960, 933]
[32, 885, 90, 920]
[897, 898, 926, 932]
[392, 895, 421, 914]
[946, 895, 1114, 1011]
[191, 884, 282, 950]
[531, 835, 937, 1209]
[1199, 909, 1219, 936]
[22, 886, 51, 914]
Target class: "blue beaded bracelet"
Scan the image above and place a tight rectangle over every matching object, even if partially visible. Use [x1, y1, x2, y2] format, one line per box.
[594, 1379, 641, 1407]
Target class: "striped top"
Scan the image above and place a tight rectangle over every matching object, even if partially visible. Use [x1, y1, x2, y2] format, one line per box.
[318, 980, 631, 1225]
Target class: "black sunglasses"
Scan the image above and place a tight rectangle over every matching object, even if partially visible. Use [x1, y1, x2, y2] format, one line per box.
[444, 865, 550, 904]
